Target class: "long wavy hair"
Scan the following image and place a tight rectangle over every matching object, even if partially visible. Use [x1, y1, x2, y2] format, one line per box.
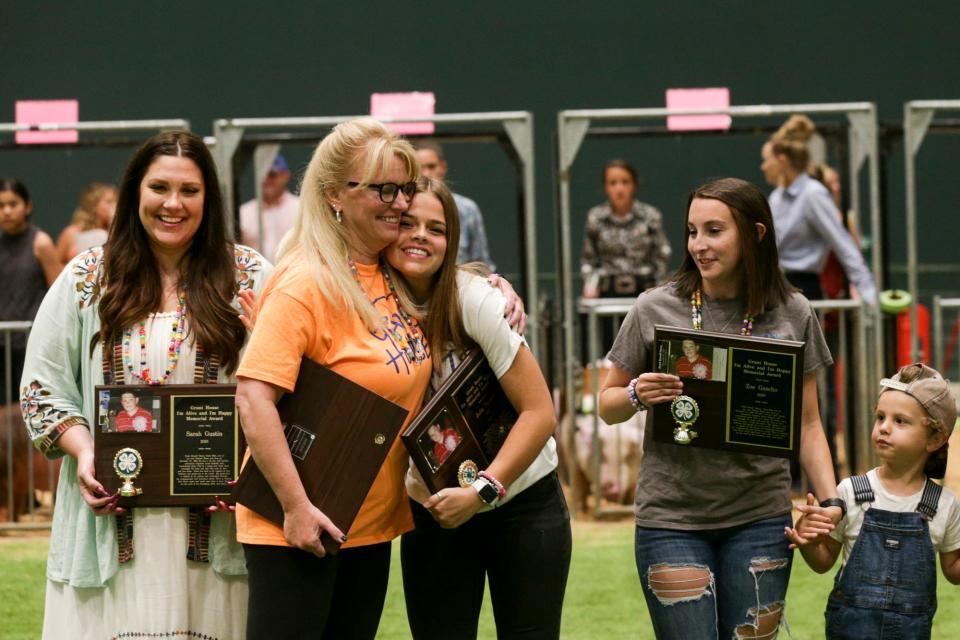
[277, 117, 419, 331]
[385, 176, 470, 369]
[671, 177, 794, 317]
[71, 183, 115, 231]
[97, 131, 245, 373]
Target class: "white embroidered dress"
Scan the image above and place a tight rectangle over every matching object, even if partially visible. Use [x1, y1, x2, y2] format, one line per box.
[21, 246, 270, 640]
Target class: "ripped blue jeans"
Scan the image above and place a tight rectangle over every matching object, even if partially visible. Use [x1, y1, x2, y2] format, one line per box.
[635, 513, 793, 639]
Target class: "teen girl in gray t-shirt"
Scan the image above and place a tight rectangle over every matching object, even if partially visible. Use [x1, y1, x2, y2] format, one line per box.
[599, 177, 840, 639]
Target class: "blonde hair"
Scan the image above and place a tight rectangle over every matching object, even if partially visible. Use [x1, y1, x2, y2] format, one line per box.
[770, 114, 816, 173]
[71, 182, 115, 231]
[277, 118, 419, 331]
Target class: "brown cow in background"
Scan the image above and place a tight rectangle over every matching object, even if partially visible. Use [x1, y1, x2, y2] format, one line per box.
[0, 403, 58, 522]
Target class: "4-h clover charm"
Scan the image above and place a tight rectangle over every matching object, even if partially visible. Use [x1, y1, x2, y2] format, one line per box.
[112, 447, 143, 497]
[117, 451, 138, 474]
[670, 395, 700, 445]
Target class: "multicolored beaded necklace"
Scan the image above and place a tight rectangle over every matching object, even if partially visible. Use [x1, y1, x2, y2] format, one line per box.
[348, 258, 427, 365]
[691, 289, 754, 336]
[122, 290, 188, 385]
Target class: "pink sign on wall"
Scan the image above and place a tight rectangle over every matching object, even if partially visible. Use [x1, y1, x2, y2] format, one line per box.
[665, 88, 731, 131]
[370, 92, 435, 135]
[15, 100, 80, 144]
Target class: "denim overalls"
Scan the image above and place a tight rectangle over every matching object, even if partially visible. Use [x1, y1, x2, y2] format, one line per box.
[825, 474, 942, 639]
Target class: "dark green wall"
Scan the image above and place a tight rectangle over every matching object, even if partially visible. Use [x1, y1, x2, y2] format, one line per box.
[5, 1, 960, 301]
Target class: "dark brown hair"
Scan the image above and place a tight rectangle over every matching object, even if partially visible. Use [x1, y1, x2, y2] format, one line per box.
[0, 178, 31, 205]
[602, 158, 638, 186]
[97, 131, 245, 373]
[385, 176, 471, 369]
[413, 140, 445, 162]
[671, 177, 794, 316]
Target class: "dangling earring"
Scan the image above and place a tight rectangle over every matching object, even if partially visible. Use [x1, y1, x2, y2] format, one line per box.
[334, 207, 342, 223]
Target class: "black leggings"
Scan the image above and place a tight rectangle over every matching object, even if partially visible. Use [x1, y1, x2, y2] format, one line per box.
[244, 541, 391, 639]
[400, 471, 572, 639]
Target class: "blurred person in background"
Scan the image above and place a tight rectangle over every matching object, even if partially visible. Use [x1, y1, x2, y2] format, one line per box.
[239, 153, 299, 263]
[57, 182, 117, 263]
[415, 141, 495, 270]
[763, 115, 876, 304]
[1, 178, 60, 401]
[581, 159, 671, 300]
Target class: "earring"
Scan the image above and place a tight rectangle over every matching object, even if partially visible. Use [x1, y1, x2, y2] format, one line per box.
[334, 208, 342, 223]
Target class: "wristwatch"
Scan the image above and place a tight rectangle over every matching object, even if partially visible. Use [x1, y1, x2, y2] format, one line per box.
[819, 497, 847, 520]
[471, 477, 500, 506]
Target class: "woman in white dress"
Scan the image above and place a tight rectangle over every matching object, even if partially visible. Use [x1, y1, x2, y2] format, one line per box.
[20, 130, 270, 639]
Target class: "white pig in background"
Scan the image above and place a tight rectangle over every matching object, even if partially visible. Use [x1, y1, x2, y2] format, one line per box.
[562, 362, 644, 507]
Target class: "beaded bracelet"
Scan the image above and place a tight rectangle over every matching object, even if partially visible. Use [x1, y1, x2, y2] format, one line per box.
[626, 377, 647, 412]
[478, 471, 507, 498]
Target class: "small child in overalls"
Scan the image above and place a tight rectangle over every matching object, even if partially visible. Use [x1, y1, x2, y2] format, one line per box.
[785, 363, 960, 639]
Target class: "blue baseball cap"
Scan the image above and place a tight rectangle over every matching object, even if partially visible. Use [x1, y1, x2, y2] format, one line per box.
[269, 154, 289, 173]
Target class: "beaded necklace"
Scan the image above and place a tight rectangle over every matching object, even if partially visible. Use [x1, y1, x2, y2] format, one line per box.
[348, 258, 427, 365]
[122, 290, 188, 385]
[691, 288, 754, 336]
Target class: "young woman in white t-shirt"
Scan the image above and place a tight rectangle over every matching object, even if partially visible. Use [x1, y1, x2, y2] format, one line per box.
[787, 363, 960, 637]
[384, 176, 570, 639]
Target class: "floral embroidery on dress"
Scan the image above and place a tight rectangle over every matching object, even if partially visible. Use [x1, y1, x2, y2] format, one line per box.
[20, 379, 78, 454]
[73, 247, 104, 309]
[234, 244, 263, 292]
[110, 631, 220, 639]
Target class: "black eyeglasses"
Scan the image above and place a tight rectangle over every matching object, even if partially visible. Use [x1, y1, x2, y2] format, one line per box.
[347, 181, 417, 204]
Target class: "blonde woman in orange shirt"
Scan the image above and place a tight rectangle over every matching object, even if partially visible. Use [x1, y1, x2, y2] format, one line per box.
[235, 118, 432, 640]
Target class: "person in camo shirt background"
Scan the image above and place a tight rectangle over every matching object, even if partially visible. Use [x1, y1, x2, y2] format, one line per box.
[581, 158, 671, 300]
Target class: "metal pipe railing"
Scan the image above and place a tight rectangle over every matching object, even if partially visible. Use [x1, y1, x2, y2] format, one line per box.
[576, 298, 636, 517]
[0, 119, 190, 134]
[903, 100, 960, 361]
[1, 321, 55, 526]
[933, 296, 960, 376]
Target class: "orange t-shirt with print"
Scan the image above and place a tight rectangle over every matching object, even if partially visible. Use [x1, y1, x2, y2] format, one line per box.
[235, 251, 431, 549]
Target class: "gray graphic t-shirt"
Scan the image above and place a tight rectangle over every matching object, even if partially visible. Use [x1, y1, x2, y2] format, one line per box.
[607, 283, 832, 530]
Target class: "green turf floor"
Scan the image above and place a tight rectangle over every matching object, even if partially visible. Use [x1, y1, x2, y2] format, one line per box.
[2, 521, 958, 639]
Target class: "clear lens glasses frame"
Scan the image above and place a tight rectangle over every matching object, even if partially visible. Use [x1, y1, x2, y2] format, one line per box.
[346, 181, 417, 204]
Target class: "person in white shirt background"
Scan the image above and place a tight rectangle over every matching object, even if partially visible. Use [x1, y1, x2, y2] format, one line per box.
[239, 153, 299, 263]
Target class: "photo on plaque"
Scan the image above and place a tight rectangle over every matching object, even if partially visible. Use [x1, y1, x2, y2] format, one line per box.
[652, 325, 804, 460]
[665, 338, 728, 382]
[416, 409, 464, 473]
[98, 388, 161, 434]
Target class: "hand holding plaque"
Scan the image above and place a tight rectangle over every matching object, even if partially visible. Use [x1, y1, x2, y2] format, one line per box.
[651, 325, 804, 460]
[401, 349, 517, 495]
[93, 384, 242, 507]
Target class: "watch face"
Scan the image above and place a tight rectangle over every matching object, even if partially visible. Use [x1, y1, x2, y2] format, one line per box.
[478, 482, 499, 504]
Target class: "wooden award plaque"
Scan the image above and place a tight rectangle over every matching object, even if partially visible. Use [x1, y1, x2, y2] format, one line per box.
[651, 325, 805, 460]
[232, 357, 409, 555]
[401, 348, 517, 494]
[93, 384, 241, 507]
